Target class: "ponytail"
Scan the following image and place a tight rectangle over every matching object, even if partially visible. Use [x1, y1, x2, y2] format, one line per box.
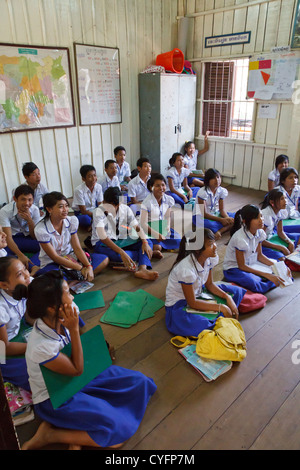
[230, 204, 260, 236]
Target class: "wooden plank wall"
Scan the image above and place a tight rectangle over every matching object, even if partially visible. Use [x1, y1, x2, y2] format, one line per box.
[179, 0, 300, 191]
[0, 0, 178, 203]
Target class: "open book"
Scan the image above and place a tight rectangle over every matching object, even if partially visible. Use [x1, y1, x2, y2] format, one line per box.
[272, 260, 293, 287]
[179, 344, 232, 382]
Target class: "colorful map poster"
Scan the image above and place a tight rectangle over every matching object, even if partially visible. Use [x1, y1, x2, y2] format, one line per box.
[74, 43, 122, 126]
[0, 43, 75, 133]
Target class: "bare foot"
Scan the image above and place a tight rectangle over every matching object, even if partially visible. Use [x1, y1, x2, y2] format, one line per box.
[134, 269, 159, 281]
[152, 250, 164, 259]
[69, 444, 82, 450]
[22, 421, 54, 450]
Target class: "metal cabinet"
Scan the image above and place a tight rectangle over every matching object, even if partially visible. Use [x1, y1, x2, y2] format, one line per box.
[138, 73, 196, 175]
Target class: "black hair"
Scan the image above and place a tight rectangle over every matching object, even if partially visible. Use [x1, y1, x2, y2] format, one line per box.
[136, 157, 150, 168]
[171, 228, 215, 270]
[114, 146, 126, 155]
[184, 141, 195, 152]
[103, 186, 123, 205]
[0, 256, 17, 282]
[43, 191, 69, 219]
[169, 152, 183, 167]
[80, 164, 96, 178]
[261, 188, 284, 210]
[13, 270, 64, 324]
[147, 173, 166, 191]
[105, 159, 117, 169]
[230, 204, 260, 236]
[204, 168, 221, 188]
[22, 162, 38, 177]
[275, 154, 289, 169]
[279, 167, 299, 186]
[14, 184, 34, 199]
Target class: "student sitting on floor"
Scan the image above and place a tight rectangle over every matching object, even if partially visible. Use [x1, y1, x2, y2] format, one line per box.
[34, 192, 109, 279]
[20, 270, 156, 450]
[193, 168, 234, 240]
[276, 167, 300, 233]
[223, 204, 288, 294]
[127, 157, 151, 213]
[114, 146, 131, 192]
[261, 188, 300, 261]
[91, 187, 159, 281]
[268, 154, 289, 191]
[0, 256, 33, 391]
[12, 162, 49, 213]
[183, 132, 209, 188]
[140, 173, 181, 256]
[98, 160, 121, 194]
[165, 228, 245, 337]
[0, 184, 41, 270]
[165, 153, 198, 209]
[72, 164, 103, 230]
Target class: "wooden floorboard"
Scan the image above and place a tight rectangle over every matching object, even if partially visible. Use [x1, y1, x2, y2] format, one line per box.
[15, 185, 300, 450]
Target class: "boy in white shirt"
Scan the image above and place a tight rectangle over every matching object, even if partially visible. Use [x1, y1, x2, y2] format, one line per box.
[72, 165, 103, 230]
[12, 162, 49, 213]
[98, 160, 121, 194]
[114, 146, 131, 191]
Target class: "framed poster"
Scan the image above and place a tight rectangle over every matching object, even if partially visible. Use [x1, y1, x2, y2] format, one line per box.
[292, 0, 300, 49]
[0, 43, 75, 133]
[74, 43, 122, 125]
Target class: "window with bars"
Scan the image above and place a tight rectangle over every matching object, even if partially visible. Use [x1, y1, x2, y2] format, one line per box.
[202, 58, 254, 140]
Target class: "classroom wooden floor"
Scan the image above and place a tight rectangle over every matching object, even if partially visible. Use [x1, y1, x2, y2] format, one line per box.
[16, 185, 300, 451]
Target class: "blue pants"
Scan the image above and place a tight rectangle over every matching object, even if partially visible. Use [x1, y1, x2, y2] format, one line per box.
[74, 211, 92, 229]
[7, 233, 40, 254]
[152, 228, 181, 250]
[34, 252, 108, 277]
[94, 239, 153, 268]
[165, 283, 246, 337]
[223, 268, 275, 294]
[193, 212, 235, 233]
[166, 187, 198, 208]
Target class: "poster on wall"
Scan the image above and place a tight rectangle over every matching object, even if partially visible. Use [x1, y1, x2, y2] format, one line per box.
[74, 43, 122, 126]
[291, 0, 300, 49]
[0, 43, 75, 133]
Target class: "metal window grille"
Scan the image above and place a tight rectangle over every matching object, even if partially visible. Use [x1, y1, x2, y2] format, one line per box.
[202, 58, 254, 140]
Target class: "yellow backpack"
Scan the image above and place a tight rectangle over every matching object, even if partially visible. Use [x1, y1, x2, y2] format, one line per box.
[170, 317, 247, 362]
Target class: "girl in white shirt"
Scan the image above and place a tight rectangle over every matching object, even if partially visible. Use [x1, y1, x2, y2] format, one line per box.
[0, 256, 33, 390]
[21, 271, 156, 450]
[277, 167, 300, 233]
[261, 188, 300, 261]
[183, 133, 209, 187]
[165, 228, 245, 337]
[34, 192, 109, 279]
[267, 154, 289, 191]
[223, 204, 287, 293]
[166, 153, 198, 208]
[194, 168, 234, 239]
[140, 174, 181, 255]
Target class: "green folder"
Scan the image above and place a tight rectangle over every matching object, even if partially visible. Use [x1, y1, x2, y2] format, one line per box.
[100, 289, 164, 327]
[148, 220, 168, 238]
[41, 325, 112, 409]
[282, 218, 300, 226]
[73, 290, 105, 311]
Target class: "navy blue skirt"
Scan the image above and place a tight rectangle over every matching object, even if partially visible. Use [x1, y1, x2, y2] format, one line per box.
[34, 365, 156, 447]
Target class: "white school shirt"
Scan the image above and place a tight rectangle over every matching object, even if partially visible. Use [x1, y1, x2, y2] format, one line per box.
[183, 150, 198, 171]
[91, 203, 138, 246]
[276, 184, 300, 219]
[72, 182, 103, 212]
[25, 311, 78, 404]
[98, 174, 121, 194]
[141, 193, 175, 221]
[268, 169, 280, 186]
[165, 253, 219, 307]
[127, 174, 150, 202]
[34, 216, 79, 268]
[196, 186, 228, 215]
[12, 182, 49, 208]
[0, 201, 40, 236]
[261, 205, 288, 239]
[116, 161, 131, 184]
[223, 227, 267, 271]
[0, 249, 7, 257]
[0, 290, 27, 340]
[165, 167, 190, 191]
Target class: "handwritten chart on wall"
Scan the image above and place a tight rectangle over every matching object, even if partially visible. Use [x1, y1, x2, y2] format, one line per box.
[74, 44, 122, 125]
[247, 52, 300, 101]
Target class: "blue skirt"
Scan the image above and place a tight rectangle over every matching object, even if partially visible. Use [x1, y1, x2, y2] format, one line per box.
[34, 365, 156, 447]
[0, 357, 30, 391]
[34, 253, 108, 277]
[223, 268, 275, 293]
[165, 283, 246, 337]
[193, 212, 235, 233]
[151, 228, 181, 250]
